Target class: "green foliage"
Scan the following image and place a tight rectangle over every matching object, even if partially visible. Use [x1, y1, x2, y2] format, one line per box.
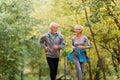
[0, 0, 120, 80]
[0, 0, 37, 80]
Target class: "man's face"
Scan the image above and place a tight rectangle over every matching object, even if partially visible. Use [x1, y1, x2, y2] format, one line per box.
[50, 25, 58, 34]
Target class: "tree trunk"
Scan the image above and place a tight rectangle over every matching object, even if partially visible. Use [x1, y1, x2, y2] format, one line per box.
[81, 0, 107, 80]
[39, 63, 41, 80]
[88, 62, 92, 80]
[21, 71, 24, 80]
[64, 57, 66, 80]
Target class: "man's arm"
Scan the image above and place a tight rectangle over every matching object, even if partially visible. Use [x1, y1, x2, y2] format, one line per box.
[40, 36, 46, 48]
[58, 36, 65, 49]
[40, 36, 50, 52]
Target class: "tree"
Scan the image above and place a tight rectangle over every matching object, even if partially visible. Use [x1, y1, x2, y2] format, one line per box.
[0, 0, 35, 79]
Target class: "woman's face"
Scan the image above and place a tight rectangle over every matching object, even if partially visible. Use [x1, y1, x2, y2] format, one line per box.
[74, 29, 82, 35]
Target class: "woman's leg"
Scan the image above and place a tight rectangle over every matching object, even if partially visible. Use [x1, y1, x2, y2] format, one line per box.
[72, 53, 83, 80]
[80, 62, 85, 73]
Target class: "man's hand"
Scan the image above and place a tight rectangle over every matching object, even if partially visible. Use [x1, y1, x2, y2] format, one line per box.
[53, 45, 59, 51]
[44, 47, 49, 52]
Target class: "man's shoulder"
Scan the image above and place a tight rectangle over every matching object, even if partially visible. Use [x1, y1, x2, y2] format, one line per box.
[43, 32, 49, 36]
[40, 32, 49, 40]
[57, 32, 64, 38]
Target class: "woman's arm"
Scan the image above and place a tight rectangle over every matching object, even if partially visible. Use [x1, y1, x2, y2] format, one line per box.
[84, 36, 91, 49]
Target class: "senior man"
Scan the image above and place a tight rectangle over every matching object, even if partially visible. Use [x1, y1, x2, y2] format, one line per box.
[40, 22, 65, 80]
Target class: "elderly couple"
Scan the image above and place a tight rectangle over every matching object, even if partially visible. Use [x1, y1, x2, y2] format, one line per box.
[40, 22, 91, 80]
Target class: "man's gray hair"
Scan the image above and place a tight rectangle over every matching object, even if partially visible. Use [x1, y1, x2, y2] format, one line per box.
[49, 22, 58, 28]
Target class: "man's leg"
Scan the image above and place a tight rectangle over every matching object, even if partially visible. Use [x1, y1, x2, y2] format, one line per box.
[47, 57, 59, 80]
[54, 58, 59, 79]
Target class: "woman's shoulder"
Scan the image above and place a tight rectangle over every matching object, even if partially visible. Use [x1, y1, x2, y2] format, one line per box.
[82, 35, 89, 40]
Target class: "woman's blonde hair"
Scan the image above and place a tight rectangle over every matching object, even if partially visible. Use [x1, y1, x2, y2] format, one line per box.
[74, 25, 84, 31]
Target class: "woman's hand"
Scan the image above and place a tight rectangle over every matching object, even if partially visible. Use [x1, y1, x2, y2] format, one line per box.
[77, 45, 86, 49]
[72, 46, 75, 50]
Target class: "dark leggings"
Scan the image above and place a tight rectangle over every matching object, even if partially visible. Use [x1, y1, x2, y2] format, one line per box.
[46, 57, 59, 80]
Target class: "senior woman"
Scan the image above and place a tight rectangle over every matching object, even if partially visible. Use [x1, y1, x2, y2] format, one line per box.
[68, 25, 91, 80]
